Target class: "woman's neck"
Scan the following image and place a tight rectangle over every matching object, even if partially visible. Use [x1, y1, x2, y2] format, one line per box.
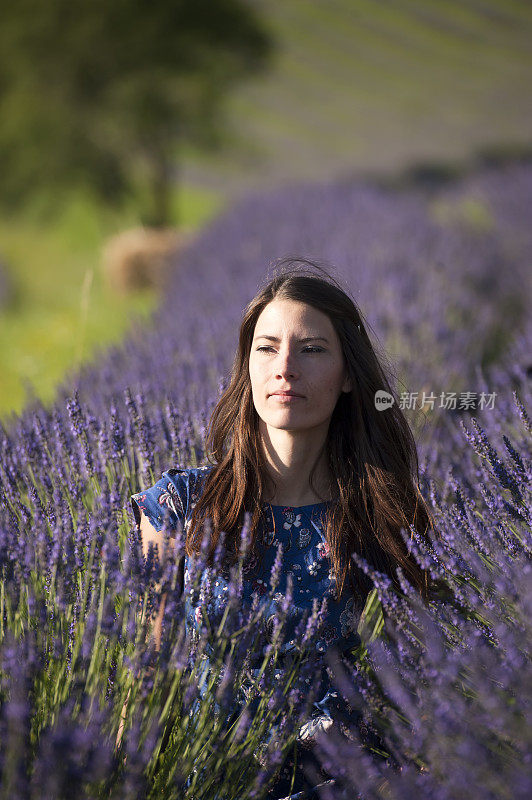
[259, 421, 334, 507]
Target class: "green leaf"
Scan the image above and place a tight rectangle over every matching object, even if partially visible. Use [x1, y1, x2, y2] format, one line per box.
[357, 588, 385, 646]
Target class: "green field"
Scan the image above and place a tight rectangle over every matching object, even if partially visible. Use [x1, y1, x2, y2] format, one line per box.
[183, 0, 532, 196]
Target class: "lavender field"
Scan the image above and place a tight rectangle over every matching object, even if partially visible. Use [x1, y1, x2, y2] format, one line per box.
[0, 162, 531, 798]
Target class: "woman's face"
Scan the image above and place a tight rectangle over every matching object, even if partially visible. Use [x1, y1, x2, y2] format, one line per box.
[248, 298, 352, 434]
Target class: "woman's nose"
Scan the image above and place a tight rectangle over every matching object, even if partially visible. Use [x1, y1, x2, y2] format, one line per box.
[275, 350, 300, 379]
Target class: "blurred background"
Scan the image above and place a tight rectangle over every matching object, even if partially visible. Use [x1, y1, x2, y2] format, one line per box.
[1, 0, 531, 424]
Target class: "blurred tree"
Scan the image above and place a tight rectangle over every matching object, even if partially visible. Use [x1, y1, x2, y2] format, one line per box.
[0, 0, 273, 226]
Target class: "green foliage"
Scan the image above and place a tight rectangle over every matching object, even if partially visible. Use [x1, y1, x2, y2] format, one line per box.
[349, 588, 385, 670]
[0, 0, 273, 226]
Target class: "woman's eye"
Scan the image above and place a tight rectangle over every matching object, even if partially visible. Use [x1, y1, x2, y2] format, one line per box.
[255, 346, 323, 353]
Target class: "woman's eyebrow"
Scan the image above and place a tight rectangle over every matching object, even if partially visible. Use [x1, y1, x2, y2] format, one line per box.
[254, 335, 329, 343]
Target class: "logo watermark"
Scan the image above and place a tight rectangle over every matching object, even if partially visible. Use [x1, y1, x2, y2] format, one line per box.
[374, 390, 395, 409]
[374, 390, 497, 411]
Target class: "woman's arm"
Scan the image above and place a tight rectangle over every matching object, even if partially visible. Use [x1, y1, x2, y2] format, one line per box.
[139, 510, 176, 651]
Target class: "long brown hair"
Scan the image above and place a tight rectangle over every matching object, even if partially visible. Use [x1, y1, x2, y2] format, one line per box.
[186, 258, 437, 601]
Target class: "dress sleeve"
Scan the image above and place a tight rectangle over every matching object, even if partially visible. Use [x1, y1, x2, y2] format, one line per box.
[130, 467, 192, 535]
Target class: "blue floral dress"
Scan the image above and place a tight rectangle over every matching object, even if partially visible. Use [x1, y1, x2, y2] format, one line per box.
[131, 466, 366, 798]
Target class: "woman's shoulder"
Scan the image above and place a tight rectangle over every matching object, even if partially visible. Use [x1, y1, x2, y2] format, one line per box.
[130, 464, 214, 533]
[162, 464, 213, 493]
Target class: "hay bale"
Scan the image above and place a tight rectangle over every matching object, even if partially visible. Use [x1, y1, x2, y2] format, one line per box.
[102, 227, 192, 293]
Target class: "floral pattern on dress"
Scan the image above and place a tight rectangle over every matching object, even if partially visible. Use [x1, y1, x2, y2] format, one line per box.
[157, 481, 182, 520]
[251, 577, 268, 596]
[298, 528, 312, 549]
[283, 510, 302, 530]
[302, 548, 322, 580]
[262, 526, 275, 547]
[339, 595, 359, 638]
[317, 541, 329, 560]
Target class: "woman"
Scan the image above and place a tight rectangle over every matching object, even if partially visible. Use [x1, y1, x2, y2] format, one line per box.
[131, 259, 436, 797]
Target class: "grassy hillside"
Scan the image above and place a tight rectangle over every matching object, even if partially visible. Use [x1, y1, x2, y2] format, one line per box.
[182, 0, 532, 196]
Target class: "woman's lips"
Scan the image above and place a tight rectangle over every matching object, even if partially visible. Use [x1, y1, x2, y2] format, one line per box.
[270, 393, 304, 402]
